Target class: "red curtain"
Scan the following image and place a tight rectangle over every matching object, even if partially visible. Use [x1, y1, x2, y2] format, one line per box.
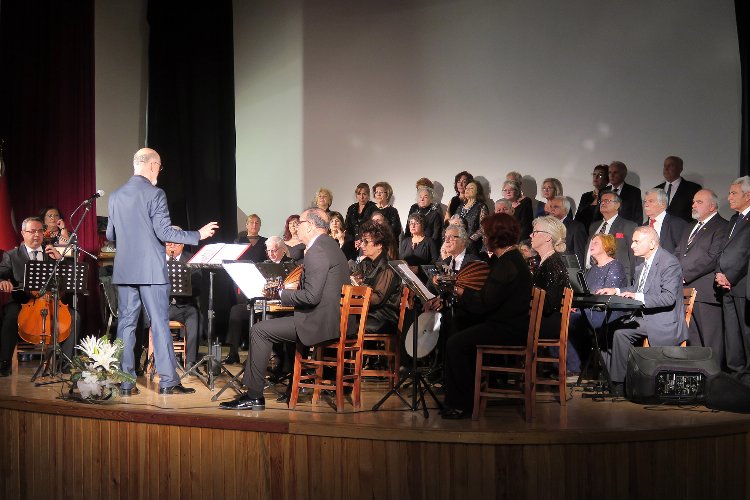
[0, 0, 99, 333]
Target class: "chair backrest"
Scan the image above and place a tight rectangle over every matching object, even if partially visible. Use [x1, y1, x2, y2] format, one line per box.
[558, 288, 574, 340]
[395, 286, 411, 334]
[683, 287, 697, 328]
[527, 287, 546, 348]
[338, 284, 372, 345]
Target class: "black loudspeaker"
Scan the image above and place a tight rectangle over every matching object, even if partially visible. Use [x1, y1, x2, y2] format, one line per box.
[625, 346, 720, 404]
[705, 373, 750, 413]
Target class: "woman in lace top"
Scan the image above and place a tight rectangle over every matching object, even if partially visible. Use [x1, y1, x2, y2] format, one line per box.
[530, 216, 572, 339]
[456, 181, 489, 254]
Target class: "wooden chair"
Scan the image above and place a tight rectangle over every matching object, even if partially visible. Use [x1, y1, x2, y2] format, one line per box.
[12, 340, 42, 374]
[145, 321, 187, 379]
[361, 286, 410, 388]
[472, 287, 546, 422]
[535, 288, 574, 405]
[643, 287, 696, 348]
[289, 285, 372, 412]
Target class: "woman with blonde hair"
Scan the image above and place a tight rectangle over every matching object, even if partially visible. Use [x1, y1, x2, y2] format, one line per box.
[372, 181, 402, 236]
[530, 215, 571, 339]
[311, 187, 334, 214]
[536, 177, 564, 217]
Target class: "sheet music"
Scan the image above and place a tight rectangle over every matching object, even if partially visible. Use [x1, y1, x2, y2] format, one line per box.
[395, 262, 435, 301]
[222, 261, 268, 299]
[188, 243, 249, 265]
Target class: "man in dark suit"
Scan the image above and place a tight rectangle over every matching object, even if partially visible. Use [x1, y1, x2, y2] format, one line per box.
[642, 188, 689, 254]
[220, 208, 350, 410]
[235, 214, 267, 263]
[586, 191, 638, 285]
[715, 176, 750, 382]
[675, 189, 727, 365]
[606, 161, 643, 224]
[655, 156, 702, 223]
[597, 226, 688, 394]
[549, 196, 587, 268]
[574, 164, 609, 230]
[0, 217, 73, 376]
[106, 148, 218, 395]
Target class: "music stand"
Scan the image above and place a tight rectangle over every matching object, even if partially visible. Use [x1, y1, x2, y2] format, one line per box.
[372, 261, 443, 417]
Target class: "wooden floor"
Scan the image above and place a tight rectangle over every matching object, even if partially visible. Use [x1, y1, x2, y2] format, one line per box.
[2, 356, 750, 499]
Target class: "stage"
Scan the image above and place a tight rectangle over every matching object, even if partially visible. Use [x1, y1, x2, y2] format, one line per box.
[1, 357, 749, 499]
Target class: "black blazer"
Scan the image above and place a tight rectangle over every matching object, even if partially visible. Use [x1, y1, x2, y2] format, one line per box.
[656, 178, 702, 223]
[588, 215, 638, 286]
[606, 183, 642, 225]
[574, 191, 601, 230]
[675, 214, 728, 305]
[657, 213, 689, 255]
[235, 233, 268, 263]
[717, 211, 750, 298]
[0, 245, 54, 304]
[562, 216, 588, 268]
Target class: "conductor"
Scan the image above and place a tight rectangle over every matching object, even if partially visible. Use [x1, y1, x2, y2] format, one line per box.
[106, 148, 218, 395]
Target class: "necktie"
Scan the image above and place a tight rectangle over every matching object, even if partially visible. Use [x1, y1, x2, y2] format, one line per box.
[31, 250, 40, 261]
[649, 218, 655, 228]
[450, 258, 457, 272]
[612, 187, 619, 194]
[636, 263, 650, 293]
[598, 221, 608, 234]
[666, 183, 673, 205]
[729, 213, 742, 238]
[687, 221, 703, 246]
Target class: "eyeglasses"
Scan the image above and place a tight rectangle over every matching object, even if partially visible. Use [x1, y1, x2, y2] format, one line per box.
[298, 219, 309, 225]
[45, 213, 61, 219]
[530, 230, 551, 237]
[361, 239, 372, 246]
[599, 199, 617, 204]
[23, 229, 45, 235]
[444, 235, 459, 241]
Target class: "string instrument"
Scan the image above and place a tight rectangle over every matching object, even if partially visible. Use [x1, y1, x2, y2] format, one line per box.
[455, 260, 490, 291]
[262, 265, 303, 300]
[283, 265, 303, 289]
[17, 292, 72, 345]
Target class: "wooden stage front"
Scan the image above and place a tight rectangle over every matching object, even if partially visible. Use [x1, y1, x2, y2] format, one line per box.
[1, 359, 749, 500]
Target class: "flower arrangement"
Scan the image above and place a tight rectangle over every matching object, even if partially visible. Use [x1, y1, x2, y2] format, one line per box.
[70, 335, 135, 401]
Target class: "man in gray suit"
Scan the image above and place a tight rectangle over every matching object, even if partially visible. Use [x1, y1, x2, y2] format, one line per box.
[597, 226, 688, 394]
[106, 148, 218, 395]
[220, 208, 350, 410]
[586, 191, 638, 285]
[675, 189, 727, 365]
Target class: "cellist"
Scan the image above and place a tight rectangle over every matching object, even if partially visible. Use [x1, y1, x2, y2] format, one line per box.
[0, 216, 75, 377]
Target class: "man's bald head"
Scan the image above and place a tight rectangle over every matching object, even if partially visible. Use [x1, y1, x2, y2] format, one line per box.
[133, 148, 162, 186]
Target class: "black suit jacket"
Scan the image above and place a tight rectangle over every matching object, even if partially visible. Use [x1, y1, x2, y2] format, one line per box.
[574, 191, 602, 230]
[657, 213, 689, 255]
[606, 183, 642, 225]
[562, 216, 588, 268]
[0, 245, 55, 304]
[588, 215, 638, 286]
[656, 178, 702, 223]
[235, 233, 268, 263]
[717, 211, 750, 298]
[675, 214, 728, 305]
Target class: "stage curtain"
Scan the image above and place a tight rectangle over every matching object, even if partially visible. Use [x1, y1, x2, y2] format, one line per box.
[737, 0, 748, 176]
[0, 0, 99, 334]
[146, 0, 238, 336]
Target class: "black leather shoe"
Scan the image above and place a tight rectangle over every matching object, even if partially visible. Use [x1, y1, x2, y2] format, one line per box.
[219, 393, 265, 410]
[222, 353, 241, 365]
[120, 386, 140, 396]
[159, 384, 196, 395]
[0, 360, 10, 377]
[441, 407, 469, 419]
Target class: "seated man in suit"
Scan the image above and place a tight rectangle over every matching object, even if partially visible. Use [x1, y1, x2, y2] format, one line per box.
[220, 209, 349, 411]
[574, 164, 609, 230]
[607, 161, 643, 225]
[0, 217, 76, 376]
[642, 188, 689, 254]
[236, 214, 267, 263]
[222, 236, 294, 365]
[585, 191, 638, 285]
[715, 176, 750, 382]
[548, 196, 587, 268]
[597, 226, 688, 395]
[675, 189, 727, 365]
[656, 156, 702, 223]
[133, 228, 202, 373]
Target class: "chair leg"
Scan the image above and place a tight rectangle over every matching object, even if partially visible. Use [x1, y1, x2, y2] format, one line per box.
[353, 350, 362, 410]
[472, 349, 483, 420]
[312, 349, 323, 405]
[335, 348, 344, 413]
[289, 347, 303, 409]
[559, 344, 567, 406]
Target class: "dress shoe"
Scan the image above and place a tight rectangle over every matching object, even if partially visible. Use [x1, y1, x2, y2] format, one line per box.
[441, 407, 469, 420]
[0, 360, 10, 377]
[222, 353, 241, 365]
[120, 386, 140, 396]
[219, 393, 265, 410]
[610, 382, 625, 397]
[276, 393, 291, 404]
[159, 384, 196, 395]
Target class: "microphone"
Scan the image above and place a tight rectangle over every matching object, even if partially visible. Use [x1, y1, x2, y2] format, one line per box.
[85, 190, 105, 202]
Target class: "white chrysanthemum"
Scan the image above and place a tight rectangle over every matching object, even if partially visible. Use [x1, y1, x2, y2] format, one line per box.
[78, 371, 103, 399]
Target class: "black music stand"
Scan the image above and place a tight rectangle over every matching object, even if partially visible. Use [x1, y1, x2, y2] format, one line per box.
[372, 261, 443, 417]
[23, 261, 88, 383]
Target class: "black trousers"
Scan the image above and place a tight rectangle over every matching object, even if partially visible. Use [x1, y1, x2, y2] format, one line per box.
[241, 316, 297, 397]
[723, 294, 750, 378]
[688, 301, 724, 367]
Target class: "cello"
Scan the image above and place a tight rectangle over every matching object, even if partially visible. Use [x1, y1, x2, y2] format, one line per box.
[17, 291, 72, 345]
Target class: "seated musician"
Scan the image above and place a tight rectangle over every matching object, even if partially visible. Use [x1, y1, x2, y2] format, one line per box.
[596, 226, 688, 396]
[441, 213, 533, 419]
[0, 217, 76, 376]
[529, 216, 572, 339]
[566, 234, 627, 377]
[222, 236, 293, 366]
[219, 208, 349, 411]
[236, 214, 267, 263]
[133, 228, 202, 372]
